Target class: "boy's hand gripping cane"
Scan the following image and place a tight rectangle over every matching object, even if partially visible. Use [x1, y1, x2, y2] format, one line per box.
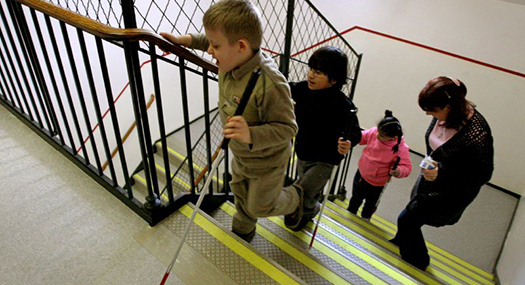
[372, 156, 401, 215]
[310, 107, 358, 248]
[159, 69, 260, 285]
[333, 108, 358, 199]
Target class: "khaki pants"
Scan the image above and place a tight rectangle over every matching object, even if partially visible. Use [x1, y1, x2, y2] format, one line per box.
[230, 158, 300, 234]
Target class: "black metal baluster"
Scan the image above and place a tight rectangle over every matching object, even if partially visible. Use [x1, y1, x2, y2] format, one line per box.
[29, 8, 70, 146]
[123, 40, 160, 210]
[202, 69, 213, 194]
[77, 29, 116, 180]
[1, 1, 40, 125]
[9, 1, 54, 133]
[0, 21, 27, 116]
[61, 21, 102, 167]
[45, 15, 83, 156]
[150, 44, 173, 203]
[0, 66, 11, 102]
[96, 37, 133, 198]
[0, 48, 14, 103]
[178, 57, 196, 194]
[279, 0, 295, 78]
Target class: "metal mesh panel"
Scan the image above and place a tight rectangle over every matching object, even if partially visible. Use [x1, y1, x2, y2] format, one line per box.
[287, 0, 359, 95]
[47, 0, 123, 27]
[134, 0, 215, 76]
[160, 110, 224, 197]
[49, 0, 359, 90]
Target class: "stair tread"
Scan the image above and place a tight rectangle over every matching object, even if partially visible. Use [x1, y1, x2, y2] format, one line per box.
[328, 199, 495, 284]
[168, 203, 307, 285]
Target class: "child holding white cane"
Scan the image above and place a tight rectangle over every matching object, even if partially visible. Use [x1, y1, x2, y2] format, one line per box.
[347, 110, 412, 220]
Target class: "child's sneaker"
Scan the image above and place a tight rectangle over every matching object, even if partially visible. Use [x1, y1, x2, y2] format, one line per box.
[285, 184, 304, 230]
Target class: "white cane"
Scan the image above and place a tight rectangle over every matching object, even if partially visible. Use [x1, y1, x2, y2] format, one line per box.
[309, 164, 339, 248]
[159, 69, 260, 285]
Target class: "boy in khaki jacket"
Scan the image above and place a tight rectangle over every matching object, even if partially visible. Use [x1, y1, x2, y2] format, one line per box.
[161, 0, 303, 242]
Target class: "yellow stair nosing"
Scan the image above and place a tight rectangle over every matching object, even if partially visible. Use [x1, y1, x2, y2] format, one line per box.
[315, 215, 442, 285]
[334, 198, 495, 282]
[178, 204, 304, 285]
[324, 206, 490, 285]
[221, 202, 388, 285]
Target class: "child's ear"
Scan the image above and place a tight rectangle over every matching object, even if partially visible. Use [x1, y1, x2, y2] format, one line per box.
[238, 38, 251, 53]
[330, 78, 337, 85]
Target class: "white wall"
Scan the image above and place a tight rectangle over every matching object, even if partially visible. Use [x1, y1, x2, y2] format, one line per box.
[309, 0, 525, 283]
[309, 0, 525, 195]
[496, 198, 525, 285]
[311, 0, 525, 72]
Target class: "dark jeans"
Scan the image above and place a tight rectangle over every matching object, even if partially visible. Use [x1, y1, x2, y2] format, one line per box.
[347, 170, 384, 219]
[392, 208, 430, 270]
[295, 159, 335, 220]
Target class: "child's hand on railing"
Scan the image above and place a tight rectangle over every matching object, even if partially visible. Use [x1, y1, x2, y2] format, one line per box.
[159, 33, 192, 53]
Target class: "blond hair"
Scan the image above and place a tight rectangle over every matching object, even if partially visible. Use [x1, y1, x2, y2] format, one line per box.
[203, 0, 263, 50]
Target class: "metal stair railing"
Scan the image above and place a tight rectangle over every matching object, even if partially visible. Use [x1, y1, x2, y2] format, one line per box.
[0, 0, 363, 225]
[46, 0, 363, 196]
[0, 0, 220, 226]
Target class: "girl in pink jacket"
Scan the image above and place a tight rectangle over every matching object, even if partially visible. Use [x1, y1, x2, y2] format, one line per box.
[348, 110, 412, 219]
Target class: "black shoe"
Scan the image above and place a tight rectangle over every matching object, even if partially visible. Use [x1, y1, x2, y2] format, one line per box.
[334, 187, 347, 201]
[291, 203, 320, 232]
[389, 237, 399, 246]
[232, 228, 256, 243]
[285, 184, 304, 230]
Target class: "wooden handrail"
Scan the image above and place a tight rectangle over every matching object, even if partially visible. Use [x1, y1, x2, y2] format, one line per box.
[15, 0, 218, 73]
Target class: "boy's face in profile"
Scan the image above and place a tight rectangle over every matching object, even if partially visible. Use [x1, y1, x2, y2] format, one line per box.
[205, 27, 248, 73]
[307, 68, 336, 91]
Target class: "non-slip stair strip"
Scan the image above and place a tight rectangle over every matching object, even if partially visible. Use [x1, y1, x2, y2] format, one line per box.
[221, 202, 402, 285]
[177, 204, 303, 285]
[310, 217, 441, 285]
[325, 201, 494, 285]
[318, 211, 461, 285]
[332, 199, 495, 283]
[218, 203, 354, 285]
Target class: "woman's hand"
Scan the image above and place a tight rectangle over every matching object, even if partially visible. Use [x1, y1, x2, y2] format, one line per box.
[422, 161, 439, 181]
[338, 138, 351, 155]
[223, 116, 252, 144]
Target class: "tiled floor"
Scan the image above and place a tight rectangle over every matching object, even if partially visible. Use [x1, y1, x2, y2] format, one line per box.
[0, 106, 186, 285]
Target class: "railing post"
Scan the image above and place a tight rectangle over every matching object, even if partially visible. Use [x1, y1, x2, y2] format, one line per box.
[279, 0, 295, 78]
[124, 40, 161, 210]
[120, 0, 137, 29]
[202, 70, 213, 194]
[348, 53, 363, 100]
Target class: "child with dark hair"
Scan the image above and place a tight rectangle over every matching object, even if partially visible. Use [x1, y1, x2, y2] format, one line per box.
[347, 110, 412, 220]
[289, 46, 361, 231]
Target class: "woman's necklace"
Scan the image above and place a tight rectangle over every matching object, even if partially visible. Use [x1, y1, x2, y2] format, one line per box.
[436, 120, 447, 139]
[438, 128, 445, 139]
